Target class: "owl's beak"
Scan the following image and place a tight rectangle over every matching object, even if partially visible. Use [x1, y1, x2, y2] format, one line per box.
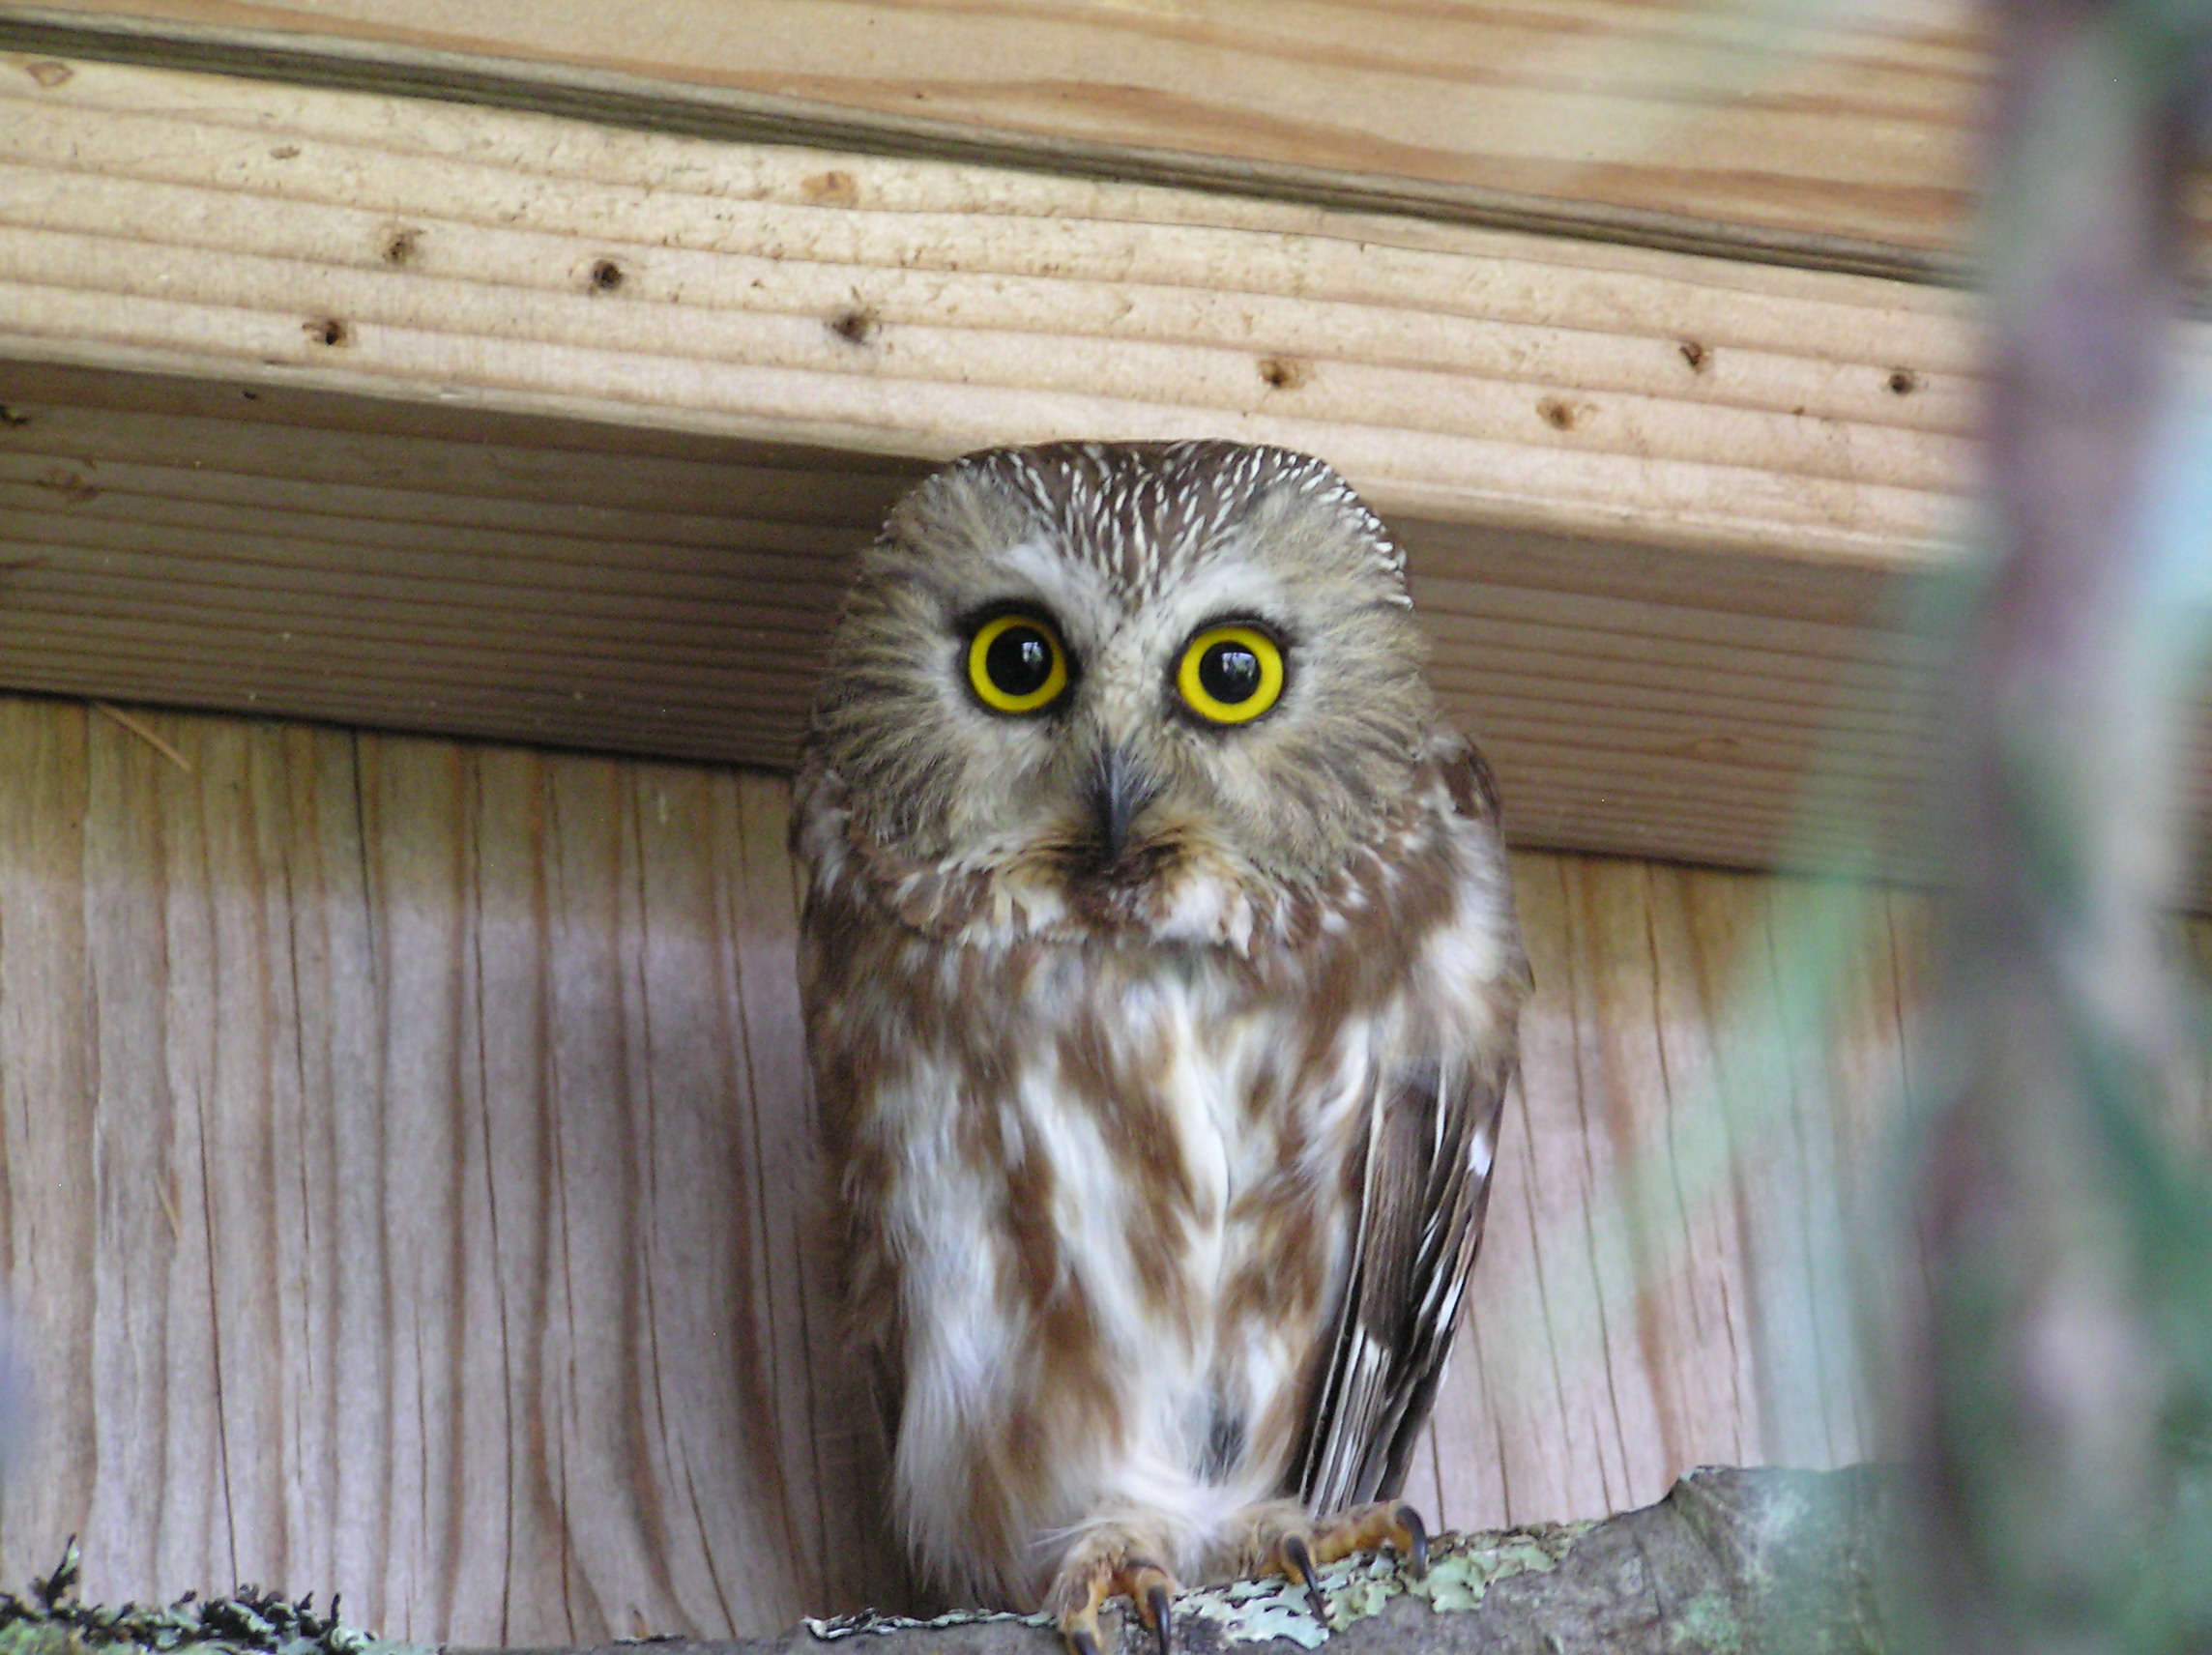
[1087, 743, 1157, 867]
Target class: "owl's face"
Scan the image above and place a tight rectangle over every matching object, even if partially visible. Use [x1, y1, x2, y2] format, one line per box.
[805, 442, 1438, 915]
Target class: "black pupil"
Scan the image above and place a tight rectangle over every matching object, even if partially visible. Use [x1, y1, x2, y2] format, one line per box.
[986, 624, 1054, 698]
[1198, 641, 1263, 704]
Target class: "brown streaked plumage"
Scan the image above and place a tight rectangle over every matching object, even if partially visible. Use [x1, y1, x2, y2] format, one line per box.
[793, 441, 1528, 1650]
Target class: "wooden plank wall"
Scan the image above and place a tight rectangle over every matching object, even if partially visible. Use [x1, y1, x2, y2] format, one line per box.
[0, 691, 1966, 1641]
[0, 693, 914, 1640]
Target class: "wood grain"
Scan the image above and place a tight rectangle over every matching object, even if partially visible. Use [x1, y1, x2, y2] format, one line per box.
[0, 0, 2174, 283]
[0, 691, 1997, 1639]
[0, 48, 1982, 568]
[0, 696, 909, 1641]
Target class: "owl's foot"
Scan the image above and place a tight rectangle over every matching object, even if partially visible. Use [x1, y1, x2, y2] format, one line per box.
[1047, 1529, 1179, 1655]
[1310, 1498, 1429, 1577]
[1232, 1499, 1429, 1628]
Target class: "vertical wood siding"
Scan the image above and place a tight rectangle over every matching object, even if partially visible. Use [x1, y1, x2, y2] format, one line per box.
[0, 695, 2052, 1641]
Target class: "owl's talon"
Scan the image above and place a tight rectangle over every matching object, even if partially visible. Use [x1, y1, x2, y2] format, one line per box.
[1395, 1503, 1429, 1579]
[1145, 1581, 1175, 1655]
[1277, 1531, 1329, 1627]
[1051, 1544, 1179, 1655]
[1307, 1498, 1433, 1577]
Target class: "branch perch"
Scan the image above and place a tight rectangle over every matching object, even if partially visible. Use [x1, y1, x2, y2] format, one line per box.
[3, 1467, 1895, 1655]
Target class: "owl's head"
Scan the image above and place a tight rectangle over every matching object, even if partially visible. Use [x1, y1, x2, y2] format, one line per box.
[803, 442, 1439, 936]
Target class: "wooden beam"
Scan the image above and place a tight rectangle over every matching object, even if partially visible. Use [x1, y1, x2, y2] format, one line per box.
[0, 49, 1977, 569]
[0, 0, 2065, 284]
[0, 357, 1928, 876]
[0, 49, 1995, 874]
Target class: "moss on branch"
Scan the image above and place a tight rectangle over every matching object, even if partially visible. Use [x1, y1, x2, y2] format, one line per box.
[7, 1467, 1894, 1655]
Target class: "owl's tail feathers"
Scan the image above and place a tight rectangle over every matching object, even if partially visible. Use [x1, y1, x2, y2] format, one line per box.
[1045, 1530, 1177, 1655]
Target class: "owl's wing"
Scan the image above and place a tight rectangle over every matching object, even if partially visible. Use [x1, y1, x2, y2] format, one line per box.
[1290, 747, 1521, 1516]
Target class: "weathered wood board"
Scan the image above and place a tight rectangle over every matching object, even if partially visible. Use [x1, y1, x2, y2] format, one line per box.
[0, 44, 2001, 888]
[0, 692, 1973, 1642]
[0, 358, 1929, 883]
[4, 0, 2208, 281]
[0, 49, 1976, 566]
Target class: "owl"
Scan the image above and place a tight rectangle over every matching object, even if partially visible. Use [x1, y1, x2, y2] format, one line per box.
[793, 441, 1528, 1654]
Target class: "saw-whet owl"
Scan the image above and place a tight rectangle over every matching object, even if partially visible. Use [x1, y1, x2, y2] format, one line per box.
[793, 440, 1528, 1652]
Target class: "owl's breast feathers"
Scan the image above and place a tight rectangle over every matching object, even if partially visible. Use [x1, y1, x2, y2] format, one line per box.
[792, 733, 1528, 1605]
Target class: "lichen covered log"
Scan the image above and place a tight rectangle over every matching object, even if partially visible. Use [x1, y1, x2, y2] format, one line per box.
[5, 1467, 1894, 1655]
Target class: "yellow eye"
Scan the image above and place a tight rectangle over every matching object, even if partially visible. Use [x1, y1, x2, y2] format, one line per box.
[966, 612, 1069, 714]
[1177, 624, 1285, 725]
